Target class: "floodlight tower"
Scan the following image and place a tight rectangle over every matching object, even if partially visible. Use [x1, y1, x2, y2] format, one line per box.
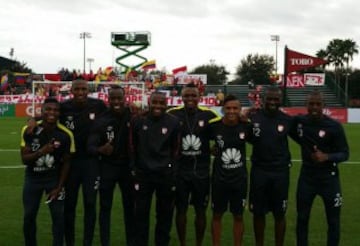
[111, 31, 151, 73]
[270, 34, 280, 74]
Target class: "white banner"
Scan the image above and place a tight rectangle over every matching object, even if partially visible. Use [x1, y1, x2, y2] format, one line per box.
[0, 93, 218, 106]
[304, 73, 325, 86]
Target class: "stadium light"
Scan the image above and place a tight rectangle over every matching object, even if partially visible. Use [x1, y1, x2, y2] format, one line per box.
[271, 35, 280, 74]
[80, 32, 92, 74]
[87, 58, 94, 72]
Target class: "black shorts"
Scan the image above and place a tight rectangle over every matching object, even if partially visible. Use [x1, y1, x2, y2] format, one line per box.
[175, 174, 210, 213]
[211, 178, 247, 215]
[249, 166, 289, 216]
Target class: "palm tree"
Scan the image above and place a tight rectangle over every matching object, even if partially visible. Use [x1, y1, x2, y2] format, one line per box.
[342, 39, 358, 105]
[316, 49, 328, 69]
[319, 38, 359, 104]
[342, 39, 359, 68]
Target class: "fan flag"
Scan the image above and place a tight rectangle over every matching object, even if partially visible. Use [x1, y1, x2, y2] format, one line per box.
[44, 74, 61, 81]
[1, 74, 8, 90]
[172, 66, 187, 77]
[141, 60, 156, 70]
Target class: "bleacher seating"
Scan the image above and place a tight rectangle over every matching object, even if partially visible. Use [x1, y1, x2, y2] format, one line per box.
[205, 84, 344, 107]
[205, 84, 252, 107]
[286, 85, 343, 107]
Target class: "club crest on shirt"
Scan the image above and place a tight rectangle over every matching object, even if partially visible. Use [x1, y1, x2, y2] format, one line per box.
[162, 127, 168, 134]
[143, 125, 148, 130]
[319, 130, 326, 137]
[89, 113, 95, 120]
[53, 141, 61, 148]
[198, 120, 204, 127]
[254, 122, 260, 128]
[277, 124, 284, 132]
[239, 132, 245, 139]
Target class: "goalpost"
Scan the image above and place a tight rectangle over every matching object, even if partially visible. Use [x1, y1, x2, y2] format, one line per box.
[31, 81, 147, 117]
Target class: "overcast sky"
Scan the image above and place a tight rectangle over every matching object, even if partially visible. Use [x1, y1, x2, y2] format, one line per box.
[1, 0, 360, 77]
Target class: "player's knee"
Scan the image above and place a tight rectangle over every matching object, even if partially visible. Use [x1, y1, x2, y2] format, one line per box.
[176, 204, 188, 215]
[212, 213, 223, 221]
[273, 212, 285, 222]
[232, 214, 243, 222]
[195, 207, 207, 218]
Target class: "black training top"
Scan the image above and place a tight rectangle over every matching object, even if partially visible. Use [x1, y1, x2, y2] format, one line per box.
[59, 98, 106, 158]
[130, 112, 180, 173]
[248, 109, 295, 170]
[167, 106, 221, 176]
[293, 114, 349, 171]
[210, 120, 251, 185]
[20, 121, 75, 181]
[87, 108, 132, 166]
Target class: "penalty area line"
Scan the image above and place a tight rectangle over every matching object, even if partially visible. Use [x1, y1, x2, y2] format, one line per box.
[0, 165, 24, 169]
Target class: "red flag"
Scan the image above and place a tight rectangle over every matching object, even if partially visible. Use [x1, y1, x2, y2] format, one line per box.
[172, 66, 187, 75]
[44, 74, 61, 81]
[286, 48, 327, 73]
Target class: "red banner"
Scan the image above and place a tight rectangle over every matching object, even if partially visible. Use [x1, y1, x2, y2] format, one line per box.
[286, 48, 327, 73]
[286, 74, 304, 88]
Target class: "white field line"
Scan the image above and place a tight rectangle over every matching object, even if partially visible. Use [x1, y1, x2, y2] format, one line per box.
[0, 149, 360, 168]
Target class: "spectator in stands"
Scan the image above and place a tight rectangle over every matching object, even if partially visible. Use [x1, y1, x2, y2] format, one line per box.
[171, 87, 179, 97]
[216, 89, 225, 106]
[88, 70, 95, 81]
[207, 90, 215, 97]
[248, 90, 255, 107]
[248, 80, 255, 89]
[36, 85, 45, 96]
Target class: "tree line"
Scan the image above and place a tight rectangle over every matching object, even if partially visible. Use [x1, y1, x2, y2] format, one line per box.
[191, 38, 360, 101]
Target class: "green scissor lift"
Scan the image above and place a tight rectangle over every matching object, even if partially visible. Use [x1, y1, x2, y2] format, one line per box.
[111, 32, 151, 73]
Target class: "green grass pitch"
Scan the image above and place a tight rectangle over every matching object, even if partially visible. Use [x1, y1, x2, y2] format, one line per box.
[0, 117, 359, 245]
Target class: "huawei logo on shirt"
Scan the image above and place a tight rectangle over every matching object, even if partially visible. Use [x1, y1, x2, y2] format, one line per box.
[221, 148, 243, 169]
[34, 154, 55, 172]
[182, 134, 202, 156]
